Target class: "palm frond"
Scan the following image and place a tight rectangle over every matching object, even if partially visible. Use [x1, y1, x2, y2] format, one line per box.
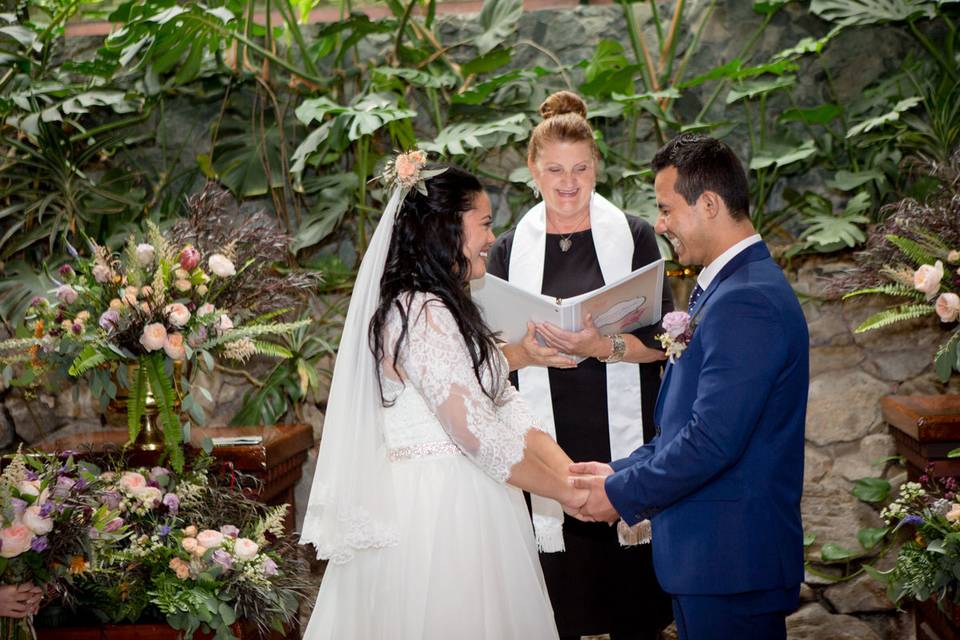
[854, 304, 935, 333]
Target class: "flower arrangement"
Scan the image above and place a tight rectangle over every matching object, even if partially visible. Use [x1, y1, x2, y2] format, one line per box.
[656, 310, 696, 362]
[0, 184, 316, 470]
[873, 471, 960, 607]
[380, 149, 446, 194]
[835, 153, 960, 381]
[0, 449, 310, 639]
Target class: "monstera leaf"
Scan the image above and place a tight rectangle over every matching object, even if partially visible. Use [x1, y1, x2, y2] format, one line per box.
[420, 114, 528, 156]
[295, 93, 416, 142]
[475, 0, 523, 54]
[810, 0, 937, 25]
[846, 97, 922, 138]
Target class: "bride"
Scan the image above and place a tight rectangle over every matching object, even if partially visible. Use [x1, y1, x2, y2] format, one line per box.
[300, 154, 587, 639]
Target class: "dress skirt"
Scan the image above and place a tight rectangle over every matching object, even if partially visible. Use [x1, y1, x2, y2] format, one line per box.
[303, 450, 560, 640]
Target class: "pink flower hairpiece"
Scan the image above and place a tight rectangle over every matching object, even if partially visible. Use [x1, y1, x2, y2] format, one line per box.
[380, 150, 446, 195]
[656, 310, 698, 363]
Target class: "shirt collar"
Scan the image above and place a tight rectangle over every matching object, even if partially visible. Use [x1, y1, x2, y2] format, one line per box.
[697, 234, 763, 290]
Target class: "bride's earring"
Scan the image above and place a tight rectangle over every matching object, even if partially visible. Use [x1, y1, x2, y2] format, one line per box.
[532, 183, 540, 199]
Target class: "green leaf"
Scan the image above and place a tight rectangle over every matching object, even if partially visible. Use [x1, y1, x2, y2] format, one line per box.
[846, 97, 922, 138]
[803, 532, 817, 547]
[821, 542, 859, 562]
[373, 67, 457, 89]
[218, 602, 237, 626]
[475, 0, 523, 54]
[858, 527, 889, 550]
[452, 70, 524, 106]
[779, 104, 843, 125]
[827, 169, 884, 191]
[753, 0, 791, 14]
[68, 346, 108, 377]
[854, 304, 935, 332]
[885, 234, 937, 266]
[680, 59, 743, 89]
[749, 139, 817, 170]
[726, 76, 796, 103]
[144, 352, 184, 472]
[811, 0, 936, 25]
[935, 333, 960, 382]
[460, 48, 512, 76]
[128, 362, 148, 445]
[420, 114, 528, 156]
[851, 477, 892, 503]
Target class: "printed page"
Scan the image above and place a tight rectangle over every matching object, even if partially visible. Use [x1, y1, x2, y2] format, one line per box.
[470, 274, 563, 343]
[565, 258, 664, 336]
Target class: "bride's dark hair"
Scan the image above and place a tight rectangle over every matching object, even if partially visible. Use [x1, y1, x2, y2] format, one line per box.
[369, 163, 500, 404]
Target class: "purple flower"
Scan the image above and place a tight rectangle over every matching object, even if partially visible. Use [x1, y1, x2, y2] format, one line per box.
[103, 517, 124, 533]
[158, 525, 171, 538]
[38, 502, 54, 518]
[56, 284, 78, 305]
[30, 536, 49, 552]
[100, 491, 121, 511]
[98, 309, 120, 332]
[162, 493, 179, 516]
[24, 470, 38, 481]
[54, 476, 76, 498]
[220, 524, 239, 539]
[58, 264, 75, 279]
[73, 477, 88, 491]
[211, 549, 233, 571]
[662, 311, 691, 338]
[187, 326, 207, 348]
[30, 296, 46, 308]
[919, 475, 930, 485]
[262, 557, 278, 577]
[903, 514, 924, 526]
[10, 498, 28, 518]
[58, 449, 78, 459]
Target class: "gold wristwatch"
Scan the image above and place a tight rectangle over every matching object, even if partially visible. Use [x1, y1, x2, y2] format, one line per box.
[597, 334, 626, 364]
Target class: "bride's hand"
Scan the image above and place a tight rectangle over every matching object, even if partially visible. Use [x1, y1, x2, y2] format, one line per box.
[561, 481, 590, 517]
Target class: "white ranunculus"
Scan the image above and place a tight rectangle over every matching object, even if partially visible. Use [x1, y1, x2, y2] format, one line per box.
[208, 254, 236, 278]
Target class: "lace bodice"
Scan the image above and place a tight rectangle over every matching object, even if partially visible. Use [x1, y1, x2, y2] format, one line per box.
[380, 292, 542, 483]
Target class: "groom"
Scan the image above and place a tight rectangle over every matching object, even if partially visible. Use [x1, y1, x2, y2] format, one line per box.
[570, 134, 808, 639]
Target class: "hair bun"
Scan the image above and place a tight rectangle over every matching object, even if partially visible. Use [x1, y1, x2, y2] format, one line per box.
[539, 91, 588, 120]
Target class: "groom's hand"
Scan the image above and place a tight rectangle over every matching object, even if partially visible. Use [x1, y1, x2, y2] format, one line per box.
[569, 462, 619, 523]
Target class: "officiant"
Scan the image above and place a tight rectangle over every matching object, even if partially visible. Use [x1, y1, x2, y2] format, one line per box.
[485, 90, 674, 640]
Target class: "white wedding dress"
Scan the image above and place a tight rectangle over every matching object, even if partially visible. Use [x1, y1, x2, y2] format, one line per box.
[303, 293, 559, 640]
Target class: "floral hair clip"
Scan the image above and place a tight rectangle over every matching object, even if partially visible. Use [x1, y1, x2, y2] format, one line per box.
[656, 310, 698, 363]
[380, 150, 447, 196]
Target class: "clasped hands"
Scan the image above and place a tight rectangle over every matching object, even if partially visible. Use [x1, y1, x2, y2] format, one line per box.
[0, 583, 43, 618]
[561, 461, 619, 523]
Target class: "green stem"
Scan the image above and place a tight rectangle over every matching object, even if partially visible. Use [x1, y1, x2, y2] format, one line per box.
[909, 20, 957, 80]
[355, 137, 370, 258]
[620, 0, 650, 91]
[649, 0, 664, 46]
[278, 0, 320, 77]
[67, 111, 152, 144]
[395, 0, 418, 60]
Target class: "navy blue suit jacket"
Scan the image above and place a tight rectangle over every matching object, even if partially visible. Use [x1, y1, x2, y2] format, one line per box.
[605, 242, 808, 596]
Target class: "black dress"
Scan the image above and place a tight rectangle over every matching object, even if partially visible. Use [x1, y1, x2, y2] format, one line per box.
[486, 215, 674, 639]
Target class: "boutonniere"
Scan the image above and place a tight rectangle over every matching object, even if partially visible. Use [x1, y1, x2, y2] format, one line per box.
[656, 310, 700, 363]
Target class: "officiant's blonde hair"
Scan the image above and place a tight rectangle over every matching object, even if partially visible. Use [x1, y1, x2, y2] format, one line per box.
[528, 91, 599, 164]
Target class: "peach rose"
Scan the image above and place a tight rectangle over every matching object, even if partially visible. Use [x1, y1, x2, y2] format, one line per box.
[92, 264, 113, 284]
[948, 504, 960, 523]
[109, 298, 123, 311]
[948, 250, 960, 264]
[118, 471, 147, 493]
[936, 292, 960, 323]
[169, 557, 191, 580]
[181, 537, 199, 553]
[0, 524, 34, 558]
[183, 525, 198, 537]
[123, 286, 139, 306]
[214, 314, 233, 334]
[914, 260, 945, 300]
[208, 254, 236, 278]
[197, 529, 224, 549]
[395, 154, 418, 181]
[163, 333, 186, 361]
[164, 303, 191, 327]
[233, 537, 259, 561]
[140, 323, 167, 351]
[23, 505, 53, 535]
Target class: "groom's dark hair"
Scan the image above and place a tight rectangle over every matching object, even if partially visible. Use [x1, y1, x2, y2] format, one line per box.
[651, 134, 750, 220]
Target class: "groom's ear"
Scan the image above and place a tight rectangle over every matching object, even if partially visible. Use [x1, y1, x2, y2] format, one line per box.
[699, 190, 723, 219]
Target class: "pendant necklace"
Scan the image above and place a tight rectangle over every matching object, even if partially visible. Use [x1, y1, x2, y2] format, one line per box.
[554, 208, 591, 253]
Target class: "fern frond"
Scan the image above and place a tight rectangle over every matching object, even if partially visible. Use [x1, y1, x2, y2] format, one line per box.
[68, 347, 108, 377]
[249, 308, 293, 325]
[253, 341, 294, 359]
[144, 353, 184, 472]
[854, 304, 935, 333]
[200, 320, 311, 351]
[886, 234, 937, 267]
[127, 362, 148, 444]
[843, 284, 925, 301]
[912, 228, 951, 252]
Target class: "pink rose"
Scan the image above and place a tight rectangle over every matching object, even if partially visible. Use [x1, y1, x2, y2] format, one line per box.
[233, 537, 259, 561]
[140, 323, 167, 351]
[56, 284, 78, 305]
[92, 264, 113, 284]
[163, 333, 186, 361]
[661, 311, 691, 339]
[122, 286, 139, 306]
[948, 250, 960, 264]
[220, 524, 239, 539]
[197, 303, 215, 317]
[914, 261, 945, 300]
[214, 314, 233, 334]
[395, 154, 418, 181]
[164, 303, 191, 327]
[118, 471, 147, 493]
[183, 525, 198, 537]
[197, 529, 224, 549]
[23, 505, 53, 535]
[0, 524, 34, 558]
[179, 246, 201, 271]
[18, 480, 41, 497]
[936, 293, 960, 323]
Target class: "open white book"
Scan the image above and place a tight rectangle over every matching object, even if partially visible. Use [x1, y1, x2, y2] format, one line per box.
[471, 258, 665, 345]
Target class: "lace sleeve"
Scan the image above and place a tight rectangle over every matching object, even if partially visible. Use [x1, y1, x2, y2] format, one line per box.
[391, 293, 531, 483]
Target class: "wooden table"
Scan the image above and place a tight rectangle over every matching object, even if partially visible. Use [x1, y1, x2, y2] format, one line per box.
[882, 395, 960, 479]
[33, 423, 314, 533]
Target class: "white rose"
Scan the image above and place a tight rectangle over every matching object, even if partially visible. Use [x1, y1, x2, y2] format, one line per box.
[135, 486, 163, 505]
[914, 260, 945, 300]
[164, 303, 191, 327]
[136, 243, 156, 266]
[22, 505, 53, 535]
[140, 323, 167, 351]
[208, 254, 236, 278]
[18, 480, 41, 497]
[936, 292, 960, 323]
[92, 264, 113, 284]
[233, 537, 259, 561]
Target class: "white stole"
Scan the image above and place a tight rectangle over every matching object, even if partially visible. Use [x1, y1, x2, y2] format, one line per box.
[509, 193, 648, 552]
